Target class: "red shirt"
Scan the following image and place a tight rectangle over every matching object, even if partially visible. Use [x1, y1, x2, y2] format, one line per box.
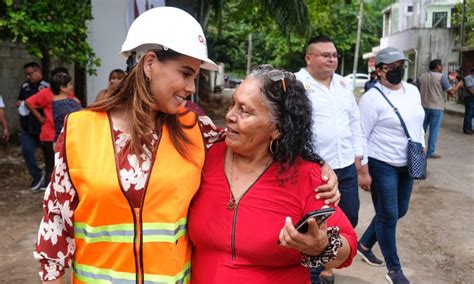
[188, 142, 357, 284]
[26, 88, 75, 141]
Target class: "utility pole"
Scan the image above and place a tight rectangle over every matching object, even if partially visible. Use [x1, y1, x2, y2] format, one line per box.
[247, 33, 253, 75]
[352, 0, 364, 88]
[459, 0, 466, 70]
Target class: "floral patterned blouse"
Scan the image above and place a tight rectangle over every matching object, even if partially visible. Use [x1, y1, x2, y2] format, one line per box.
[33, 114, 225, 281]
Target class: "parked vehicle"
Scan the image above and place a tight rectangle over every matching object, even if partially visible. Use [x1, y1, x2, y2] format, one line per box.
[343, 73, 369, 88]
[224, 75, 242, 88]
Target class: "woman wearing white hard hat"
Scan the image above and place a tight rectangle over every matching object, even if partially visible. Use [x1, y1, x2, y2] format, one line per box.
[34, 7, 338, 283]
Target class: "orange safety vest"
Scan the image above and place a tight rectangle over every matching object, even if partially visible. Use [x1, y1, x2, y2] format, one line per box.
[65, 110, 205, 283]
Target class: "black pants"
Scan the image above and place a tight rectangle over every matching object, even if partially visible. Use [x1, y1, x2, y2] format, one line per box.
[40, 141, 54, 183]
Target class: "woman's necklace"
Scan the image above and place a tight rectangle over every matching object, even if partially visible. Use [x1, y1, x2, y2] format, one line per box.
[227, 152, 273, 210]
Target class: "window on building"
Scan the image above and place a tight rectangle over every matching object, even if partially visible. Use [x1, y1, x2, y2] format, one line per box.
[384, 11, 392, 37]
[407, 5, 413, 13]
[432, 12, 447, 28]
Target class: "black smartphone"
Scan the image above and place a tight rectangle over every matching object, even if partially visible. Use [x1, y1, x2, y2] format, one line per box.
[294, 207, 335, 233]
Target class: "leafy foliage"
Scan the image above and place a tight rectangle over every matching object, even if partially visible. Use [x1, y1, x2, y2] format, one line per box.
[0, 0, 100, 75]
[452, 0, 474, 46]
[206, 0, 391, 77]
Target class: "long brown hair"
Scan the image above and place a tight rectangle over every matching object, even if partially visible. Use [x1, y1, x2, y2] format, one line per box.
[89, 49, 197, 162]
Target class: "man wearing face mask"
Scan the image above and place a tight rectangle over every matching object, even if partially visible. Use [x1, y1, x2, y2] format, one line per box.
[417, 59, 462, 158]
[357, 47, 425, 284]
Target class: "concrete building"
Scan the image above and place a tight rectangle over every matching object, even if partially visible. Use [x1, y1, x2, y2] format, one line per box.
[0, 42, 39, 136]
[363, 0, 462, 80]
[87, 0, 224, 105]
[86, 0, 167, 105]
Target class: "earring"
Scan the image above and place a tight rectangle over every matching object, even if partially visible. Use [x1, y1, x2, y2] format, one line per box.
[269, 139, 279, 154]
[146, 75, 151, 81]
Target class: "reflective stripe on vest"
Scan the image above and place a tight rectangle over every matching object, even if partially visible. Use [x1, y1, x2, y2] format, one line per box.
[73, 261, 191, 284]
[74, 218, 187, 243]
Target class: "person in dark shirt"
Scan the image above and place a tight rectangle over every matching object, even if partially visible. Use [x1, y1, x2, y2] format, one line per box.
[364, 71, 377, 92]
[17, 61, 50, 190]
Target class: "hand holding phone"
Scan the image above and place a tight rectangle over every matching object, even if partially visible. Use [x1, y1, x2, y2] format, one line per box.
[293, 207, 335, 234]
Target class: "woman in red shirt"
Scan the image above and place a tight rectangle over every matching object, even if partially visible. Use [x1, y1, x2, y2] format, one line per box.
[189, 65, 357, 283]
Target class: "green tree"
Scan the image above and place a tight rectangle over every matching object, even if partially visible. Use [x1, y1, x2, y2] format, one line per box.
[166, 0, 311, 37]
[305, 0, 391, 75]
[453, 0, 474, 47]
[204, 0, 390, 76]
[167, 0, 311, 97]
[0, 0, 100, 76]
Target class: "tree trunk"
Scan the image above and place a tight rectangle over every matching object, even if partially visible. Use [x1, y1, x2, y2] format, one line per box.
[165, 0, 199, 19]
[74, 64, 87, 107]
[40, 48, 50, 80]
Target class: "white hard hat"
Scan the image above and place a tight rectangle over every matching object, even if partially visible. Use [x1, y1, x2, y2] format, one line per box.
[121, 6, 218, 71]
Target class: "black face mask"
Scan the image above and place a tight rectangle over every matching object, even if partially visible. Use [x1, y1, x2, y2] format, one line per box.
[386, 66, 405, 85]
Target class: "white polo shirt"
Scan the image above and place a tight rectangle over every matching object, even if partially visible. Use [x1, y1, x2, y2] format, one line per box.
[359, 82, 425, 167]
[295, 68, 364, 169]
[0, 95, 5, 108]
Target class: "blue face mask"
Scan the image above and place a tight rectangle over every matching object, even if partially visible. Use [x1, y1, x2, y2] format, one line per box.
[386, 66, 405, 85]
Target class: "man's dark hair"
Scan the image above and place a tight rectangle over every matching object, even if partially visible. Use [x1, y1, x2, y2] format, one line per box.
[51, 67, 70, 77]
[23, 61, 41, 70]
[429, 59, 442, 71]
[50, 72, 72, 95]
[470, 68, 474, 73]
[306, 35, 333, 48]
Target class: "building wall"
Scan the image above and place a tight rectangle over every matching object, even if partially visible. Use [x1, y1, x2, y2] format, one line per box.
[86, 0, 129, 105]
[87, 0, 169, 105]
[0, 41, 40, 136]
[381, 28, 458, 78]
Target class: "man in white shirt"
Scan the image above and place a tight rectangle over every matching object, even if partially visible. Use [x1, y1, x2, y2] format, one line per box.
[295, 35, 364, 284]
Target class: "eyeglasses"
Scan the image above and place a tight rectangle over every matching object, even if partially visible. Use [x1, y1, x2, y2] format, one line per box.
[24, 69, 39, 77]
[380, 64, 407, 72]
[307, 52, 340, 60]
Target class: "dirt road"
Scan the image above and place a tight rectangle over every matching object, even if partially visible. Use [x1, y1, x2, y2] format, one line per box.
[0, 112, 472, 283]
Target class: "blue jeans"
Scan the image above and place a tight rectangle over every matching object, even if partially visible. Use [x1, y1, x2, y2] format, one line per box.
[20, 131, 42, 180]
[423, 108, 444, 157]
[359, 158, 413, 272]
[334, 163, 359, 228]
[463, 96, 474, 132]
[310, 266, 323, 284]
[310, 163, 359, 283]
